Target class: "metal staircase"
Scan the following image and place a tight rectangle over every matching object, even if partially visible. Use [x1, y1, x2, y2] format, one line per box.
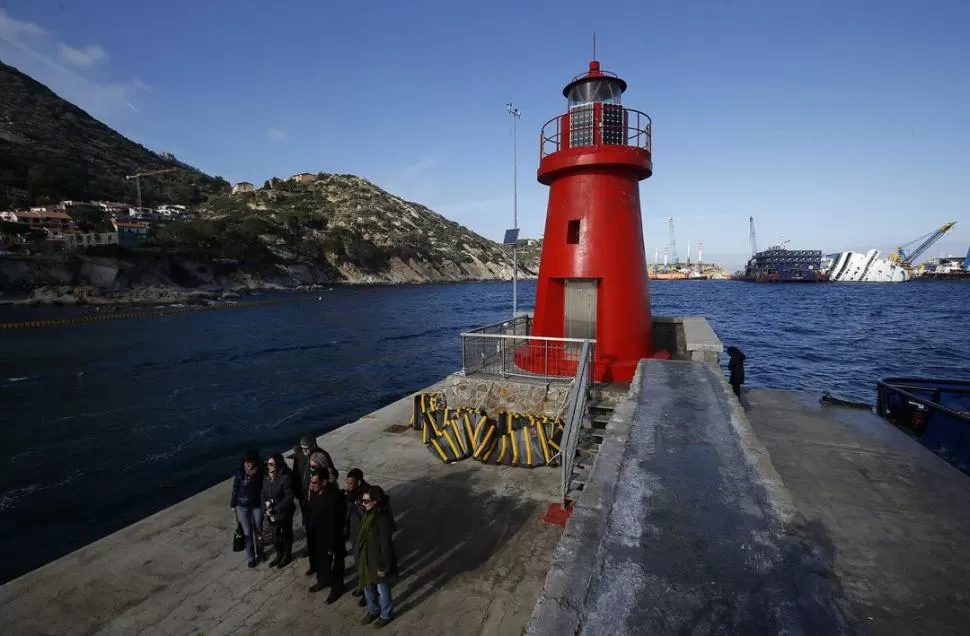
[565, 384, 620, 498]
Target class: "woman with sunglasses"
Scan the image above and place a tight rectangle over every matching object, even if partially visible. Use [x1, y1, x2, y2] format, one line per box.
[261, 452, 296, 568]
[356, 485, 397, 627]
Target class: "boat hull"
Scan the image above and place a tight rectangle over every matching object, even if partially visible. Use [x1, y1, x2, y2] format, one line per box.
[876, 377, 970, 474]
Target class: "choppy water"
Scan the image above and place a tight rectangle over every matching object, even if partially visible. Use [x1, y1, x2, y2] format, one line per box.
[1, 279, 968, 583]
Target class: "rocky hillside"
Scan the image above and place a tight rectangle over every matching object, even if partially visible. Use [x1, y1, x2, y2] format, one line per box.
[0, 175, 543, 303]
[156, 174, 542, 285]
[0, 61, 229, 207]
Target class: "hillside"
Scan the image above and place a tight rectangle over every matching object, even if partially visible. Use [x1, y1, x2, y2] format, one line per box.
[0, 61, 229, 207]
[156, 174, 542, 285]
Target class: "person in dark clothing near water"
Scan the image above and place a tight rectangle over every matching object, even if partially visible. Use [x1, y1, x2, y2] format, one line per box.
[727, 346, 746, 398]
[230, 450, 265, 568]
[307, 468, 348, 602]
[291, 435, 329, 523]
[344, 468, 370, 598]
[358, 485, 397, 627]
[262, 452, 296, 568]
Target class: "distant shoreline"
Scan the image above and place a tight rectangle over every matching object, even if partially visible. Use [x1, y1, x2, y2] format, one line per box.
[0, 276, 539, 309]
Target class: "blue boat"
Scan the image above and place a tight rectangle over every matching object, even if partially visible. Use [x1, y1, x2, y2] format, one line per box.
[876, 377, 970, 474]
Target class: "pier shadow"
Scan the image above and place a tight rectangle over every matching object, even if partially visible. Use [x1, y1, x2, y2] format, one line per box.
[355, 470, 540, 618]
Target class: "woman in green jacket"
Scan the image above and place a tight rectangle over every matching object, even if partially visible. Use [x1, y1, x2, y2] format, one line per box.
[356, 485, 397, 627]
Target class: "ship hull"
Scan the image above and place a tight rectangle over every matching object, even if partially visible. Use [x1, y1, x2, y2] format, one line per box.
[824, 249, 909, 282]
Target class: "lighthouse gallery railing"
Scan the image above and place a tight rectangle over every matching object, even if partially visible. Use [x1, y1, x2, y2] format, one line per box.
[540, 106, 652, 158]
[459, 317, 594, 384]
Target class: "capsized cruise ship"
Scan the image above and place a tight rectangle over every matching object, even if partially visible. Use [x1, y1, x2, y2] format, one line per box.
[822, 249, 909, 282]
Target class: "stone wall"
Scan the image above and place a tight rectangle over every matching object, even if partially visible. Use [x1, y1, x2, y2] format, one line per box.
[440, 373, 572, 419]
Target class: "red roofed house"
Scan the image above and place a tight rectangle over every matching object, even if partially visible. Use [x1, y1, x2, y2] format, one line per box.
[10, 210, 74, 231]
[112, 220, 149, 248]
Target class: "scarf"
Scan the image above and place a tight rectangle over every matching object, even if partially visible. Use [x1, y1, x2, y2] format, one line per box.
[356, 510, 377, 587]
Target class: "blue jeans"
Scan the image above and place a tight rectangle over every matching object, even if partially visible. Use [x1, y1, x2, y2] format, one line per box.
[236, 506, 264, 562]
[364, 582, 393, 620]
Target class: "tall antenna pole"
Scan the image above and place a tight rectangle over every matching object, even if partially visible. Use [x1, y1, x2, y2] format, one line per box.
[593, 32, 596, 60]
[507, 103, 521, 317]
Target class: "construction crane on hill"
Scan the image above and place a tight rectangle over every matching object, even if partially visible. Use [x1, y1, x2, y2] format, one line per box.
[125, 167, 178, 208]
[888, 221, 957, 269]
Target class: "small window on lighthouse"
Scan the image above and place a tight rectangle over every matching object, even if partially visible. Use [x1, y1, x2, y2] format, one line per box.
[567, 220, 580, 244]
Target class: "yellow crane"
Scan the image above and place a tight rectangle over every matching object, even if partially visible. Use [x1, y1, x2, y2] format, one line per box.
[124, 167, 178, 208]
[887, 221, 958, 269]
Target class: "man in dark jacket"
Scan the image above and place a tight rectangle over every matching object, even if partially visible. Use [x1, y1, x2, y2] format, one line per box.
[307, 468, 347, 603]
[344, 468, 369, 597]
[727, 346, 746, 398]
[291, 435, 321, 523]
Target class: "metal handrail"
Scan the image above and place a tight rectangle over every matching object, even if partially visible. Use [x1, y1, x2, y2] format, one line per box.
[463, 314, 531, 336]
[459, 332, 590, 343]
[540, 106, 652, 158]
[559, 339, 593, 506]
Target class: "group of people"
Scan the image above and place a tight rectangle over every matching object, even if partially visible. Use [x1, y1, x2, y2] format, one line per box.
[230, 435, 398, 627]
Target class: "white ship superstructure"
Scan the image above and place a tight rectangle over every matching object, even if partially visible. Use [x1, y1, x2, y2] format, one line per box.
[823, 249, 909, 282]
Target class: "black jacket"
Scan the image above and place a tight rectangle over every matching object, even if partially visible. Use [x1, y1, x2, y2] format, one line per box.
[345, 481, 369, 542]
[261, 471, 296, 522]
[231, 466, 264, 508]
[728, 354, 746, 385]
[307, 483, 347, 553]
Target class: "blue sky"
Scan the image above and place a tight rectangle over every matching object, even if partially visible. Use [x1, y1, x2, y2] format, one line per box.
[2, 0, 968, 270]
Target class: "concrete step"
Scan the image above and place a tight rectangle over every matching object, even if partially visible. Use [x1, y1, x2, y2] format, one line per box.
[588, 412, 611, 429]
[587, 400, 615, 413]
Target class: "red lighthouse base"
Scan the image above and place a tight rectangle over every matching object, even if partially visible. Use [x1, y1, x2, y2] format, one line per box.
[519, 146, 655, 384]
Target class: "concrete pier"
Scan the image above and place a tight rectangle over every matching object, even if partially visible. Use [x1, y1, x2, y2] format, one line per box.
[0, 381, 564, 635]
[527, 365, 970, 636]
[6, 343, 970, 635]
[745, 389, 970, 636]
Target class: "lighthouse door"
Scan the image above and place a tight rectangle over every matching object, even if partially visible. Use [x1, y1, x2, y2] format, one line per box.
[563, 279, 597, 341]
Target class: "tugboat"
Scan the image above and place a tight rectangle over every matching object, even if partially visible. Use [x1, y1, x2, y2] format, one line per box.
[876, 377, 970, 474]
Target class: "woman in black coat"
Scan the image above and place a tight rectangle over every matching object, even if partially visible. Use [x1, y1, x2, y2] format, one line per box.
[261, 452, 296, 568]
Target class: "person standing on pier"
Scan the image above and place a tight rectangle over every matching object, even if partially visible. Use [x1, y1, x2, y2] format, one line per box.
[727, 346, 746, 399]
[357, 486, 397, 627]
[230, 450, 265, 568]
[292, 435, 327, 524]
[344, 468, 369, 599]
[307, 468, 348, 602]
[262, 453, 296, 568]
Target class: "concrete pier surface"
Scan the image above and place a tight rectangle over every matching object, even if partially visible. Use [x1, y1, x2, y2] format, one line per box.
[527, 361, 970, 636]
[746, 389, 970, 636]
[527, 360, 857, 635]
[0, 381, 564, 635]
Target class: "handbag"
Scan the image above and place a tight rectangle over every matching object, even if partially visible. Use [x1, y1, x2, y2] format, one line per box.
[232, 517, 245, 552]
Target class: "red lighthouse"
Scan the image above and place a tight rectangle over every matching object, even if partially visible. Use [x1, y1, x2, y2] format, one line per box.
[522, 59, 654, 383]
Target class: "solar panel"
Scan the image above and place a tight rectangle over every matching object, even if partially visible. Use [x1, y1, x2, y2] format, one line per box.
[503, 229, 520, 245]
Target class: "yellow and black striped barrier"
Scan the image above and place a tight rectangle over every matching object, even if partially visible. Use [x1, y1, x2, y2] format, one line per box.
[0, 296, 315, 330]
[407, 391, 565, 468]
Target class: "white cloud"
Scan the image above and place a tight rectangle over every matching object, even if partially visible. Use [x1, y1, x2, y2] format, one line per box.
[58, 42, 107, 66]
[0, 9, 148, 117]
[266, 128, 287, 140]
[0, 9, 45, 40]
